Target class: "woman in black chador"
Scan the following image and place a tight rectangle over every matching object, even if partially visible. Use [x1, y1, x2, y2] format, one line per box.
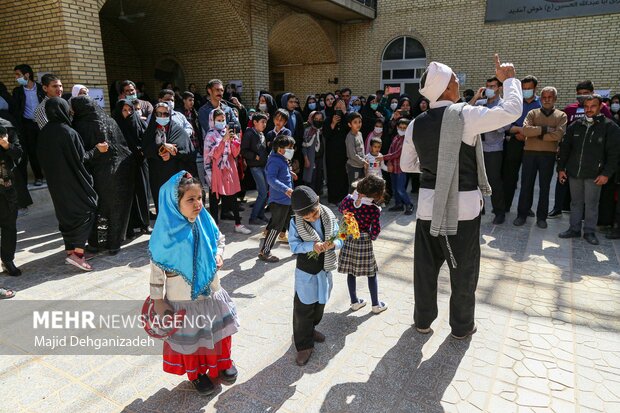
[38, 97, 97, 271]
[71, 95, 135, 255]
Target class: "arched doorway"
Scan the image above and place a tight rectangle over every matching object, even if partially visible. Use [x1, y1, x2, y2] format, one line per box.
[269, 14, 337, 98]
[154, 58, 186, 91]
[381, 36, 426, 99]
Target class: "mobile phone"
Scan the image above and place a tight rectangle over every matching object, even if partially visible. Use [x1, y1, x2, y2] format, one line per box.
[227, 121, 237, 133]
[400, 111, 410, 118]
[334, 109, 344, 118]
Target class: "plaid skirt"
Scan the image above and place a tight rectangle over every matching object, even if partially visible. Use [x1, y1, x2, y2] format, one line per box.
[337, 232, 378, 277]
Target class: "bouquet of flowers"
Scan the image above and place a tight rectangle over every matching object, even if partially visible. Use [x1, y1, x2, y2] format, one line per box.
[308, 212, 360, 259]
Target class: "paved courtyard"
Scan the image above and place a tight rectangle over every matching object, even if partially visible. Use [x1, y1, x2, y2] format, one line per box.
[1, 187, 620, 413]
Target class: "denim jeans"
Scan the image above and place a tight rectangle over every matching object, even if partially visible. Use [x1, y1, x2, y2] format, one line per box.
[250, 167, 268, 220]
[391, 172, 412, 206]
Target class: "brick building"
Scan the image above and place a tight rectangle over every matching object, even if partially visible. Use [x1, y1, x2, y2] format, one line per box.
[1, 0, 619, 109]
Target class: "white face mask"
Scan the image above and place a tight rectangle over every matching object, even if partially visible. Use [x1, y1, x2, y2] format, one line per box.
[374, 127, 383, 134]
[397, 129, 406, 136]
[485, 88, 496, 99]
[284, 148, 295, 160]
[611, 103, 620, 113]
[390, 103, 398, 111]
[258, 103, 268, 112]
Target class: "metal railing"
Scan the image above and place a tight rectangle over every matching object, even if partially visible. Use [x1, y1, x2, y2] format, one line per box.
[353, 0, 377, 10]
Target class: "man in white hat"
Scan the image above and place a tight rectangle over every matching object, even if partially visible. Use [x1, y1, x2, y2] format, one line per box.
[402, 55, 522, 339]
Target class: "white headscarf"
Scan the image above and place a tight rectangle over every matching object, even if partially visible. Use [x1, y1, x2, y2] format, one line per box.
[71, 84, 88, 98]
[419, 62, 453, 104]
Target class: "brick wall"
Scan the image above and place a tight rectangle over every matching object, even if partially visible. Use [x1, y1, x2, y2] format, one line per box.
[338, 0, 620, 107]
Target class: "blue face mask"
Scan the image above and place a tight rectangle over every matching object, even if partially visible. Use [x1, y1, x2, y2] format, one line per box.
[485, 88, 496, 99]
[215, 120, 226, 130]
[126, 94, 138, 101]
[523, 89, 534, 99]
[308, 103, 316, 110]
[370, 103, 379, 110]
[352, 105, 361, 112]
[16, 77, 28, 86]
[156, 117, 170, 126]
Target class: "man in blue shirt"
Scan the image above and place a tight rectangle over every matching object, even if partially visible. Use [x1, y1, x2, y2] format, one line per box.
[503, 75, 541, 214]
[470, 77, 512, 224]
[198, 79, 239, 136]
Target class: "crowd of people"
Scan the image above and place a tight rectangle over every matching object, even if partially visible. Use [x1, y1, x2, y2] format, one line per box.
[0, 58, 619, 392]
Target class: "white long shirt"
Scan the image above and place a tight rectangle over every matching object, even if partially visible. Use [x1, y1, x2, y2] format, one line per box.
[402, 77, 523, 221]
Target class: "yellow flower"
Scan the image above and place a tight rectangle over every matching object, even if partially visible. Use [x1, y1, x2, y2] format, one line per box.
[339, 232, 347, 240]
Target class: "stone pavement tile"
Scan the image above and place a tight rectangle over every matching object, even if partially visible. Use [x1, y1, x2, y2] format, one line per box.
[28, 382, 121, 413]
[1, 361, 76, 408]
[40, 354, 112, 380]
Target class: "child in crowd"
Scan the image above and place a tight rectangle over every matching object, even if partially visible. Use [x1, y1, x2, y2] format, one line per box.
[240, 112, 270, 226]
[365, 118, 384, 153]
[338, 174, 387, 314]
[259, 134, 296, 262]
[345, 112, 368, 192]
[383, 118, 414, 215]
[204, 109, 252, 234]
[288, 185, 342, 366]
[266, 109, 291, 149]
[302, 111, 325, 194]
[149, 171, 239, 395]
[365, 137, 386, 179]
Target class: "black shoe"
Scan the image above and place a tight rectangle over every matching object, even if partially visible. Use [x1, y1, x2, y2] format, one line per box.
[33, 179, 44, 187]
[559, 229, 580, 239]
[493, 214, 505, 225]
[583, 233, 599, 245]
[258, 252, 279, 263]
[606, 229, 620, 239]
[528, 209, 535, 217]
[219, 365, 238, 385]
[548, 209, 562, 219]
[536, 220, 548, 229]
[192, 374, 215, 395]
[108, 248, 121, 256]
[513, 216, 526, 226]
[2, 261, 22, 277]
[220, 212, 235, 221]
[238, 205, 245, 212]
[141, 226, 153, 235]
[404, 205, 414, 215]
[388, 204, 404, 212]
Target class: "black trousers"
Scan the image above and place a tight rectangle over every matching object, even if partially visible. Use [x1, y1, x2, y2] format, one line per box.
[612, 183, 620, 227]
[502, 138, 524, 212]
[0, 189, 18, 262]
[598, 178, 617, 226]
[293, 293, 325, 351]
[517, 153, 555, 220]
[483, 151, 505, 215]
[261, 203, 292, 254]
[413, 216, 480, 337]
[552, 177, 571, 212]
[19, 118, 44, 179]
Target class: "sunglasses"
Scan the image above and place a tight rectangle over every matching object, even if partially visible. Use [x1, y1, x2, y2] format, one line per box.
[155, 112, 170, 118]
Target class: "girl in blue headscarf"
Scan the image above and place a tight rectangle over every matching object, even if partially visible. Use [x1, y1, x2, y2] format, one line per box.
[148, 170, 239, 395]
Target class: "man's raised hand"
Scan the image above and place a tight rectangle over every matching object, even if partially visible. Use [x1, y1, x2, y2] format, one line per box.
[494, 54, 516, 83]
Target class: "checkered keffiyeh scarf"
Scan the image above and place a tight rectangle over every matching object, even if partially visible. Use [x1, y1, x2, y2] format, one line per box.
[294, 205, 337, 271]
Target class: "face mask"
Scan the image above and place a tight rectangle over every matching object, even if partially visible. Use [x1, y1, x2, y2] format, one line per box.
[485, 88, 495, 99]
[523, 89, 534, 99]
[215, 120, 226, 130]
[284, 148, 294, 160]
[374, 127, 383, 134]
[126, 94, 137, 101]
[16, 77, 28, 86]
[397, 129, 406, 136]
[156, 117, 170, 126]
[313, 120, 324, 128]
[584, 116, 594, 123]
[390, 103, 398, 111]
[576, 95, 588, 105]
[370, 103, 379, 110]
[308, 103, 316, 110]
[611, 103, 620, 113]
[352, 105, 361, 112]
[319, 101, 325, 108]
[258, 103, 268, 112]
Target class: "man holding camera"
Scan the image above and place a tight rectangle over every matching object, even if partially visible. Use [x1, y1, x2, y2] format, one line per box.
[469, 77, 512, 224]
[557, 95, 620, 245]
[198, 79, 240, 137]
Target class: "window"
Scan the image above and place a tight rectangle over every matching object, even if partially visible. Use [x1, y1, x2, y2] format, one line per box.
[271, 72, 284, 92]
[381, 37, 427, 100]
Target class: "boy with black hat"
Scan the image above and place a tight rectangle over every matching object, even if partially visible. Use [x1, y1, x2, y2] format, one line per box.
[288, 185, 342, 366]
[0, 120, 23, 277]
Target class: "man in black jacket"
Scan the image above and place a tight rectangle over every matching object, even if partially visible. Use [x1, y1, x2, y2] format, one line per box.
[0, 121, 24, 277]
[557, 95, 620, 245]
[241, 112, 269, 225]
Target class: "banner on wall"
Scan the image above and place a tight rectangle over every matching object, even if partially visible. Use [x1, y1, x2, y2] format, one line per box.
[485, 0, 620, 23]
[89, 88, 105, 108]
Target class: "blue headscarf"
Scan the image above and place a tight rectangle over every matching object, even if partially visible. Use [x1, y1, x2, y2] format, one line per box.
[149, 171, 220, 300]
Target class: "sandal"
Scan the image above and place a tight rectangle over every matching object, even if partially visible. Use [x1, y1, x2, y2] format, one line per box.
[0, 287, 16, 299]
[65, 254, 93, 272]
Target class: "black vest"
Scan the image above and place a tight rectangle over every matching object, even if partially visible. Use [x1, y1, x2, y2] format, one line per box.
[296, 220, 325, 275]
[413, 107, 478, 191]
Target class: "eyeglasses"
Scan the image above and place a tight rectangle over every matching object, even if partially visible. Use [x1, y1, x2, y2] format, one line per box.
[155, 112, 170, 118]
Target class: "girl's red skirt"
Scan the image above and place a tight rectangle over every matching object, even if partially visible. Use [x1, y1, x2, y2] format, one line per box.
[162, 336, 232, 381]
